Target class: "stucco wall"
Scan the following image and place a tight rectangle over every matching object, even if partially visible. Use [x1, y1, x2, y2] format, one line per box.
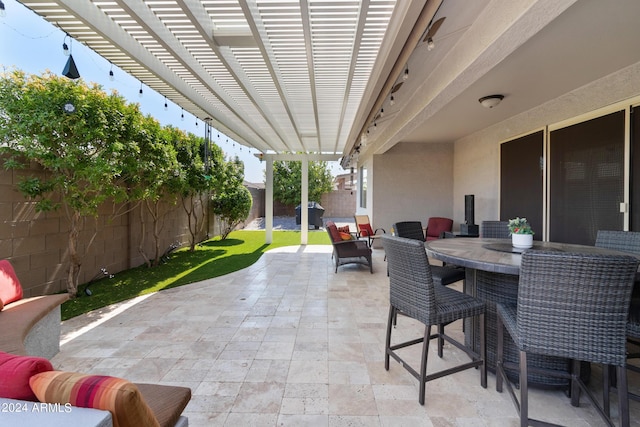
[452, 61, 640, 228]
[365, 62, 640, 238]
[371, 142, 454, 245]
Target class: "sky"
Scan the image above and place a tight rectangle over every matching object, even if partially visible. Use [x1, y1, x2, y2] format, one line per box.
[0, 0, 346, 183]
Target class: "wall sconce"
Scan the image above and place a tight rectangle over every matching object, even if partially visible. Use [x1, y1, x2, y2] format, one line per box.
[478, 94, 504, 109]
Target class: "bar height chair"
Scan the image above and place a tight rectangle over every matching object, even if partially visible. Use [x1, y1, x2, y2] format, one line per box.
[496, 250, 639, 427]
[381, 235, 486, 405]
[480, 220, 510, 239]
[595, 230, 640, 405]
[393, 221, 465, 287]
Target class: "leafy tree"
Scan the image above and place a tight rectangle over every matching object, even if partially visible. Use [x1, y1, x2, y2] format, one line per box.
[0, 70, 139, 297]
[123, 117, 181, 267]
[272, 159, 334, 206]
[168, 127, 213, 251]
[211, 156, 252, 239]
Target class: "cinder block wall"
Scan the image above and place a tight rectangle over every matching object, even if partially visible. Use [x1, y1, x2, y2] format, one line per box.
[321, 190, 356, 217]
[1, 158, 216, 297]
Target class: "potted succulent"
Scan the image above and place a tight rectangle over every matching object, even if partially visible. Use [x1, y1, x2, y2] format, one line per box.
[508, 217, 534, 249]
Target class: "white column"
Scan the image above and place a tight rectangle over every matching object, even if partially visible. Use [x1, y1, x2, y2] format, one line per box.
[265, 157, 274, 244]
[301, 157, 308, 245]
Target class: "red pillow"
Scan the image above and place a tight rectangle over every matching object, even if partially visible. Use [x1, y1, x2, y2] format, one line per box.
[358, 223, 374, 237]
[0, 260, 23, 307]
[337, 225, 350, 234]
[0, 351, 54, 401]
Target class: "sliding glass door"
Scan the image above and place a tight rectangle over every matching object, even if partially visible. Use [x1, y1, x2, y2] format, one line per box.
[549, 111, 625, 245]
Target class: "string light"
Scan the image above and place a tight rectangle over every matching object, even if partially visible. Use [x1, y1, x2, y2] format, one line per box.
[390, 95, 395, 106]
[164, 96, 168, 111]
[108, 63, 114, 81]
[0, 1, 6, 18]
[138, 81, 143, 98]
[181, 108, 184, 121]
[403, 68, 409, 81]
[62, 34, 70, 56]
[427, 37, 435, 51]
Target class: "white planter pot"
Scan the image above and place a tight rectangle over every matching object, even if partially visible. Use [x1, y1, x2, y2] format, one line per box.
[512, 233, 533, 249]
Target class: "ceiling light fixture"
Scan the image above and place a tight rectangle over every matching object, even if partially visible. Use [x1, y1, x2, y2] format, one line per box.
[478, 94, 504, 108]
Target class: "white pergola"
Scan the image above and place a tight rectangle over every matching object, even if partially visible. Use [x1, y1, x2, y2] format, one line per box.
[17, 0, 405, 157]
[16, 0, 431, 242]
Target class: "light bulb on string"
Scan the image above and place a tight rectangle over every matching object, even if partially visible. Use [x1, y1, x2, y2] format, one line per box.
[138, 81, 143, 98]
[62, 34, 70, 56]
[164, 96, 168, 111]
[181, 108, 184, 121]
[390, 95, 395, 106]
[108, 64, 114, 81]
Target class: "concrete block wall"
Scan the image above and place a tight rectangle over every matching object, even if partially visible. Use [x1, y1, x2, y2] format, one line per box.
[321, 190, 357, 218]
[0, 159, 216, 297]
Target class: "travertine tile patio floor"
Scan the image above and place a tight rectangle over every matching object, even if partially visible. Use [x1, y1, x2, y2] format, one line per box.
[53, 245, 640, 426]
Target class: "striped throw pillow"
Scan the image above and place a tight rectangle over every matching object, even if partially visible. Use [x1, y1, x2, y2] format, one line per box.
[30, 371, 159, 427]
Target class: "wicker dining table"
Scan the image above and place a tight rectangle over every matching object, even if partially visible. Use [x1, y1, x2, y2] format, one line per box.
[425, 237, 639, 388]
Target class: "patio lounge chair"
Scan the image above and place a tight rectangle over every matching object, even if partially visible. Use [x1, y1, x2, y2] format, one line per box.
[326, 221, 373, 273]
[425, 217, 453, 241]
[354, 215, 385, 247]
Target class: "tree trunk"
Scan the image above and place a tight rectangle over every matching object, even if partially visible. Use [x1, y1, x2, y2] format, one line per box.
[66, 212, 82, 298]
[138, 205, 151, 268]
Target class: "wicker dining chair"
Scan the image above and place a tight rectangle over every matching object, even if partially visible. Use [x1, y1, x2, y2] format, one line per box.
[495, 250, 639, 427]
[480, 220, 510, 238]
[381, 235, 486, 405]
[595, 229, 640, 404]
[392, 221, 465, 287]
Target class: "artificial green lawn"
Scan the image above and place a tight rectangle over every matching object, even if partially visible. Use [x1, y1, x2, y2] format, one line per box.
[61, 230, 330, 320]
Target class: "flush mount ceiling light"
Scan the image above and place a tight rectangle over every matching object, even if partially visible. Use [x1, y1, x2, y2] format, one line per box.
[479, 94, 504, 108]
